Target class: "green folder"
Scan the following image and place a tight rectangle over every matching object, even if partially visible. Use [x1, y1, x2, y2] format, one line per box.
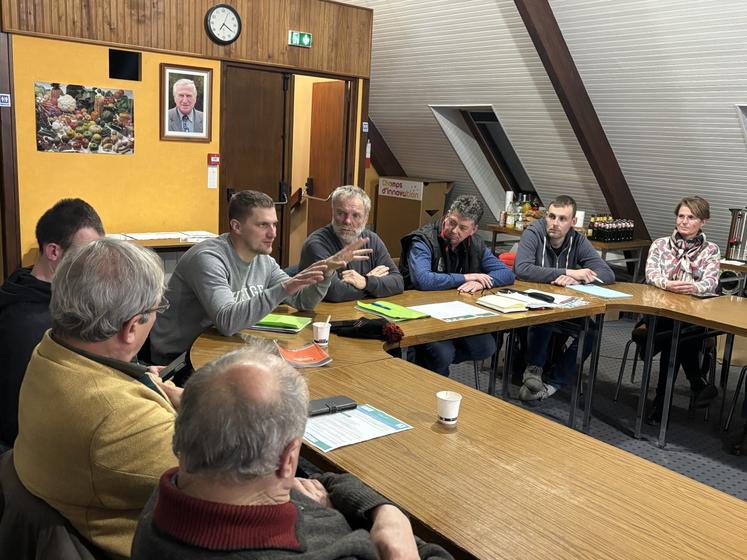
[356, 300, 429, 321]
[252, 314, 312, 333]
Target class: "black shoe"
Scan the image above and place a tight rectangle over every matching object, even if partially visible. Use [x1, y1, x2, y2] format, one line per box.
[693, 383, 718, 408]
[645, 398, 663, 426]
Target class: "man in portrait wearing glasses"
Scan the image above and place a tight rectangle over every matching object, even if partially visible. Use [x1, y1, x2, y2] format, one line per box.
[399, 195, 515, 376]
[513, 195, 614, 402]
[167, 78, 204, 134]
[13, 239, 182, 559]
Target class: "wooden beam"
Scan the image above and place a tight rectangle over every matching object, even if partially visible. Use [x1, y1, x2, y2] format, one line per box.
[514, 0, 650, 241]
[368, 120, 406, 178]
[0, 31, 20, 277]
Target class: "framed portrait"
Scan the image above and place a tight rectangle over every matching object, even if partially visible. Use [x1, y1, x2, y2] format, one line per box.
[160, 64, 212, 142]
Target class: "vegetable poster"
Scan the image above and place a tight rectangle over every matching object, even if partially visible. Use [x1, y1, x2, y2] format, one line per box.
[35, 82, 134, 154]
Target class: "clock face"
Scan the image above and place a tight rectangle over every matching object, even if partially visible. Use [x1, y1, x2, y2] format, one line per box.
[205, 4, 241, 45]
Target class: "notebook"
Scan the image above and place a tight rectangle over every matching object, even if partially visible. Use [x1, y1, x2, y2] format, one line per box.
[475, 294, 528, 313]
[275, 342, 332, 368]
[567, 284, 632, 299]
[250, 314, 312, 333]
[356, 300, 429, 321]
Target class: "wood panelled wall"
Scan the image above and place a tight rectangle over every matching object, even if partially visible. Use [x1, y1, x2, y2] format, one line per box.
[0, 0, 372, 78]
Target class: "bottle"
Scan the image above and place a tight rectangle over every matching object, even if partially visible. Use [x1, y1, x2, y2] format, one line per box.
[587, 215, 595, 238]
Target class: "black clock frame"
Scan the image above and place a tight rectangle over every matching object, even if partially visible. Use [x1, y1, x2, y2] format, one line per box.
[204, 4, 242, 46]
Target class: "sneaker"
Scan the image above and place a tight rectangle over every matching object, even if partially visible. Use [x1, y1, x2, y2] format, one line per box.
[522, 365, 544, 393]
[693, 382, 718, 408]
[519, 383, 558, 402]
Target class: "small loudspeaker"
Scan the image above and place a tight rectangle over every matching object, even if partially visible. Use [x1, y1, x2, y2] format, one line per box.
[109, 49, 141, 81]
[719, 270, 744, 296]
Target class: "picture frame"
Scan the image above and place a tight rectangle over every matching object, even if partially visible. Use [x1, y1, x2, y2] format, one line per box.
[160, 63, 212, 142]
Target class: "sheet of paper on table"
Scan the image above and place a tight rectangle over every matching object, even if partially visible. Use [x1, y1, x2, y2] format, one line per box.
[304, 404, 412, 452]
[408, 301, 497, 322]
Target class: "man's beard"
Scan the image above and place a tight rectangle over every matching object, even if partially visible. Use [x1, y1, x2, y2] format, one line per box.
[332, 222, 364, 245]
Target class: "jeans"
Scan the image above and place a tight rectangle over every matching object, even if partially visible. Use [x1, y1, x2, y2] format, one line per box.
[526, 319, 594, 389]
[415, 333, 498, 377]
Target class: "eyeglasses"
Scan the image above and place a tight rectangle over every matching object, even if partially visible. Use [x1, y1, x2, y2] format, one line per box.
[140, 295, 170, 317]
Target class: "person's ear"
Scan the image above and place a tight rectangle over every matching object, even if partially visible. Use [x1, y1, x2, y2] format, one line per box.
[277, 438, 301, 479]
[229, 219, 242, 234]
[43, 242, 64, 263]
[120, 314, 142, 345]
[572, 216, 578, 227]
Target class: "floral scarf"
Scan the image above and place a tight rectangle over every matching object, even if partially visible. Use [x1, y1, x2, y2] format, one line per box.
[667, 229, 705, 282]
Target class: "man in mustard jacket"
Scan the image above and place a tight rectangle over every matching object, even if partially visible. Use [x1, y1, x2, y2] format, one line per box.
[13, 238, 181, 559]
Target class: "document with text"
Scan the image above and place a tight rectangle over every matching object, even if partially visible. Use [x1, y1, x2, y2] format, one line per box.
[304, 404, 412, 452]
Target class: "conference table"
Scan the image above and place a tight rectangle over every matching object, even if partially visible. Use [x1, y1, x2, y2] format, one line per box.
[188, 282, 747, 559]
[301, 359, 747, 560]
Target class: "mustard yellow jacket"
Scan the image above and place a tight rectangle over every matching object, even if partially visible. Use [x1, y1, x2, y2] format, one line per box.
[14, 332, 177, 559]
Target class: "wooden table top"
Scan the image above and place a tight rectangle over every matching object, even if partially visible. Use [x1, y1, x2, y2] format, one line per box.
[304, 358, 747, 560]
[721, 260, 747, 274]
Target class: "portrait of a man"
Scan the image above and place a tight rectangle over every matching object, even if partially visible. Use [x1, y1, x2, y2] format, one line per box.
[160, 64, 212, 142]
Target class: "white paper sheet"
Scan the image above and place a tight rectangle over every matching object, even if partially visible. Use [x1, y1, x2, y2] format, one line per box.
[124, 232, 184, 240]
[408, 301, 497, 322]
[304, 404, 412, 452]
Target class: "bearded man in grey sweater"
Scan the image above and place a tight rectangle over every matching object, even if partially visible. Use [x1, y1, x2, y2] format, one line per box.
[150, 190, 371, 364]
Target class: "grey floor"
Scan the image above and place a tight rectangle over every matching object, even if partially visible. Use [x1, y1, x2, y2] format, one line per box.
[449, 317, 747, 501]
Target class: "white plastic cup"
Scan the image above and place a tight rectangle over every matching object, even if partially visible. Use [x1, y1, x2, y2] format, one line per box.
[436, 390, 462, 426]
[312, 322, 331, 347]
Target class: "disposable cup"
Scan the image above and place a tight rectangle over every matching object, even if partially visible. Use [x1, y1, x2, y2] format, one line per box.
[436, 390, 462, 426]
[312, 322, 331, 347]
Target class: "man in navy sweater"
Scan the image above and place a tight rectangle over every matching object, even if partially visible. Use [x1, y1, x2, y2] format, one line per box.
[400, 195, 515, 376]
[514, 195, 614, 401]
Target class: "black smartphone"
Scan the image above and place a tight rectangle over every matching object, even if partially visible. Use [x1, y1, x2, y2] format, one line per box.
[309, 395, 357, 417]
[692, 293, 720, 299]
[159, 352, 187, 382]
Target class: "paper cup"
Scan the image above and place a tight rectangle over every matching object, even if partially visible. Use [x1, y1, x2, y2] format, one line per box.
[312, 322, 331, 347]
[436, 390, 462, 425]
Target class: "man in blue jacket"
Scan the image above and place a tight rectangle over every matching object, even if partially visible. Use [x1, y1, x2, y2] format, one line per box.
[400, 195, 515, 376]
[514, 195, 614, 401]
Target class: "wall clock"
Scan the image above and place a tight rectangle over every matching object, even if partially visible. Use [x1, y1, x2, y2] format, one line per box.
[205, 4, 242, 46]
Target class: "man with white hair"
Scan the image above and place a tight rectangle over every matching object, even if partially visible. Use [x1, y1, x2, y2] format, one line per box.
[168, 78, 204, 133]
[132, 346, 451, 559]
[13, 238, 181, 559]
[299, 185, 403, 302]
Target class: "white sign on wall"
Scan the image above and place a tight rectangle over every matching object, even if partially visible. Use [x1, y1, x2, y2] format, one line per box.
[378, 177, 423, 201]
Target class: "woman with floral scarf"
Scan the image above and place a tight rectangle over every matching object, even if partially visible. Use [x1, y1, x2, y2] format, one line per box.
[643, 196, 720, 424]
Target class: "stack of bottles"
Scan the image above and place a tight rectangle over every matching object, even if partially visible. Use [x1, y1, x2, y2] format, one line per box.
[504, 194, 541, 231]
[586, 215, 635, 242]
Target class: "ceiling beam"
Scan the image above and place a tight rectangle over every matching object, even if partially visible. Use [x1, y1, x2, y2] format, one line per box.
[514, 0, 650, 241]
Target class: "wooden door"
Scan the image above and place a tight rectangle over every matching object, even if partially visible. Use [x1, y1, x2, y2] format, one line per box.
[307, 81, 348, 235]
[220, 64, 292, 265]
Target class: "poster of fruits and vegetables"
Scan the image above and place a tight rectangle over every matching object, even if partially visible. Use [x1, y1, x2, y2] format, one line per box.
[35, 82, 134, 154]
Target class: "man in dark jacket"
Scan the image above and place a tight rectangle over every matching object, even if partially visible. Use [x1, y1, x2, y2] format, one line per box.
[400, 195, 515, 376]
[0, 199, 103, 449]
[132, 345, 452, 560]
[514, 195, 614, 401]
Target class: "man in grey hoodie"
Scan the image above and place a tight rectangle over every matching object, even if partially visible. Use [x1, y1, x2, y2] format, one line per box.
[150, 190, 370, 365]
[514, 195, 614, 401]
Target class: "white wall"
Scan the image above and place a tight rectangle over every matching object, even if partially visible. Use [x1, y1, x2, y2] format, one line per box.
[347, 0, 609, 226]
[551, 0, 747, 249]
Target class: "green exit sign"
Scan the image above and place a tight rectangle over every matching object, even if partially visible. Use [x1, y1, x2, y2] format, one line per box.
[288, 30, 313, 48]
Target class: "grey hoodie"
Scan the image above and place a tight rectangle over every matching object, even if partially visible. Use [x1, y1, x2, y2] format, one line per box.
[514, 217, 615, 284]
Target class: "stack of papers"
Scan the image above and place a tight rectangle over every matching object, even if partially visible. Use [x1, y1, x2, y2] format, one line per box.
[567, 284, 632, 299]
[356, 300, 429, 321]
[250, 314, 312, 333]
[475, 294, 528, 313]
[408, 301, 497, 322]
[304, 404, 412, 452]
[275, 342, 332, 368]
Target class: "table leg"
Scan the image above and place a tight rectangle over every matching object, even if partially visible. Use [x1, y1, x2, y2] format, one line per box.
[634, 315, 657, 439]
[633, 248, 642, 283]
[658, 320, 682, 448]
[568, 317, 589, 430]
[719, 333, 734, 430]
[501, 329, 515, 399]
[582, 313, 605, 433]
[488, 331, 502, 396]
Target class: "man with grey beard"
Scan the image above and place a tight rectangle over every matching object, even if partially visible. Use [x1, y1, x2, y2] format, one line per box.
[299, 185, 403, 302]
